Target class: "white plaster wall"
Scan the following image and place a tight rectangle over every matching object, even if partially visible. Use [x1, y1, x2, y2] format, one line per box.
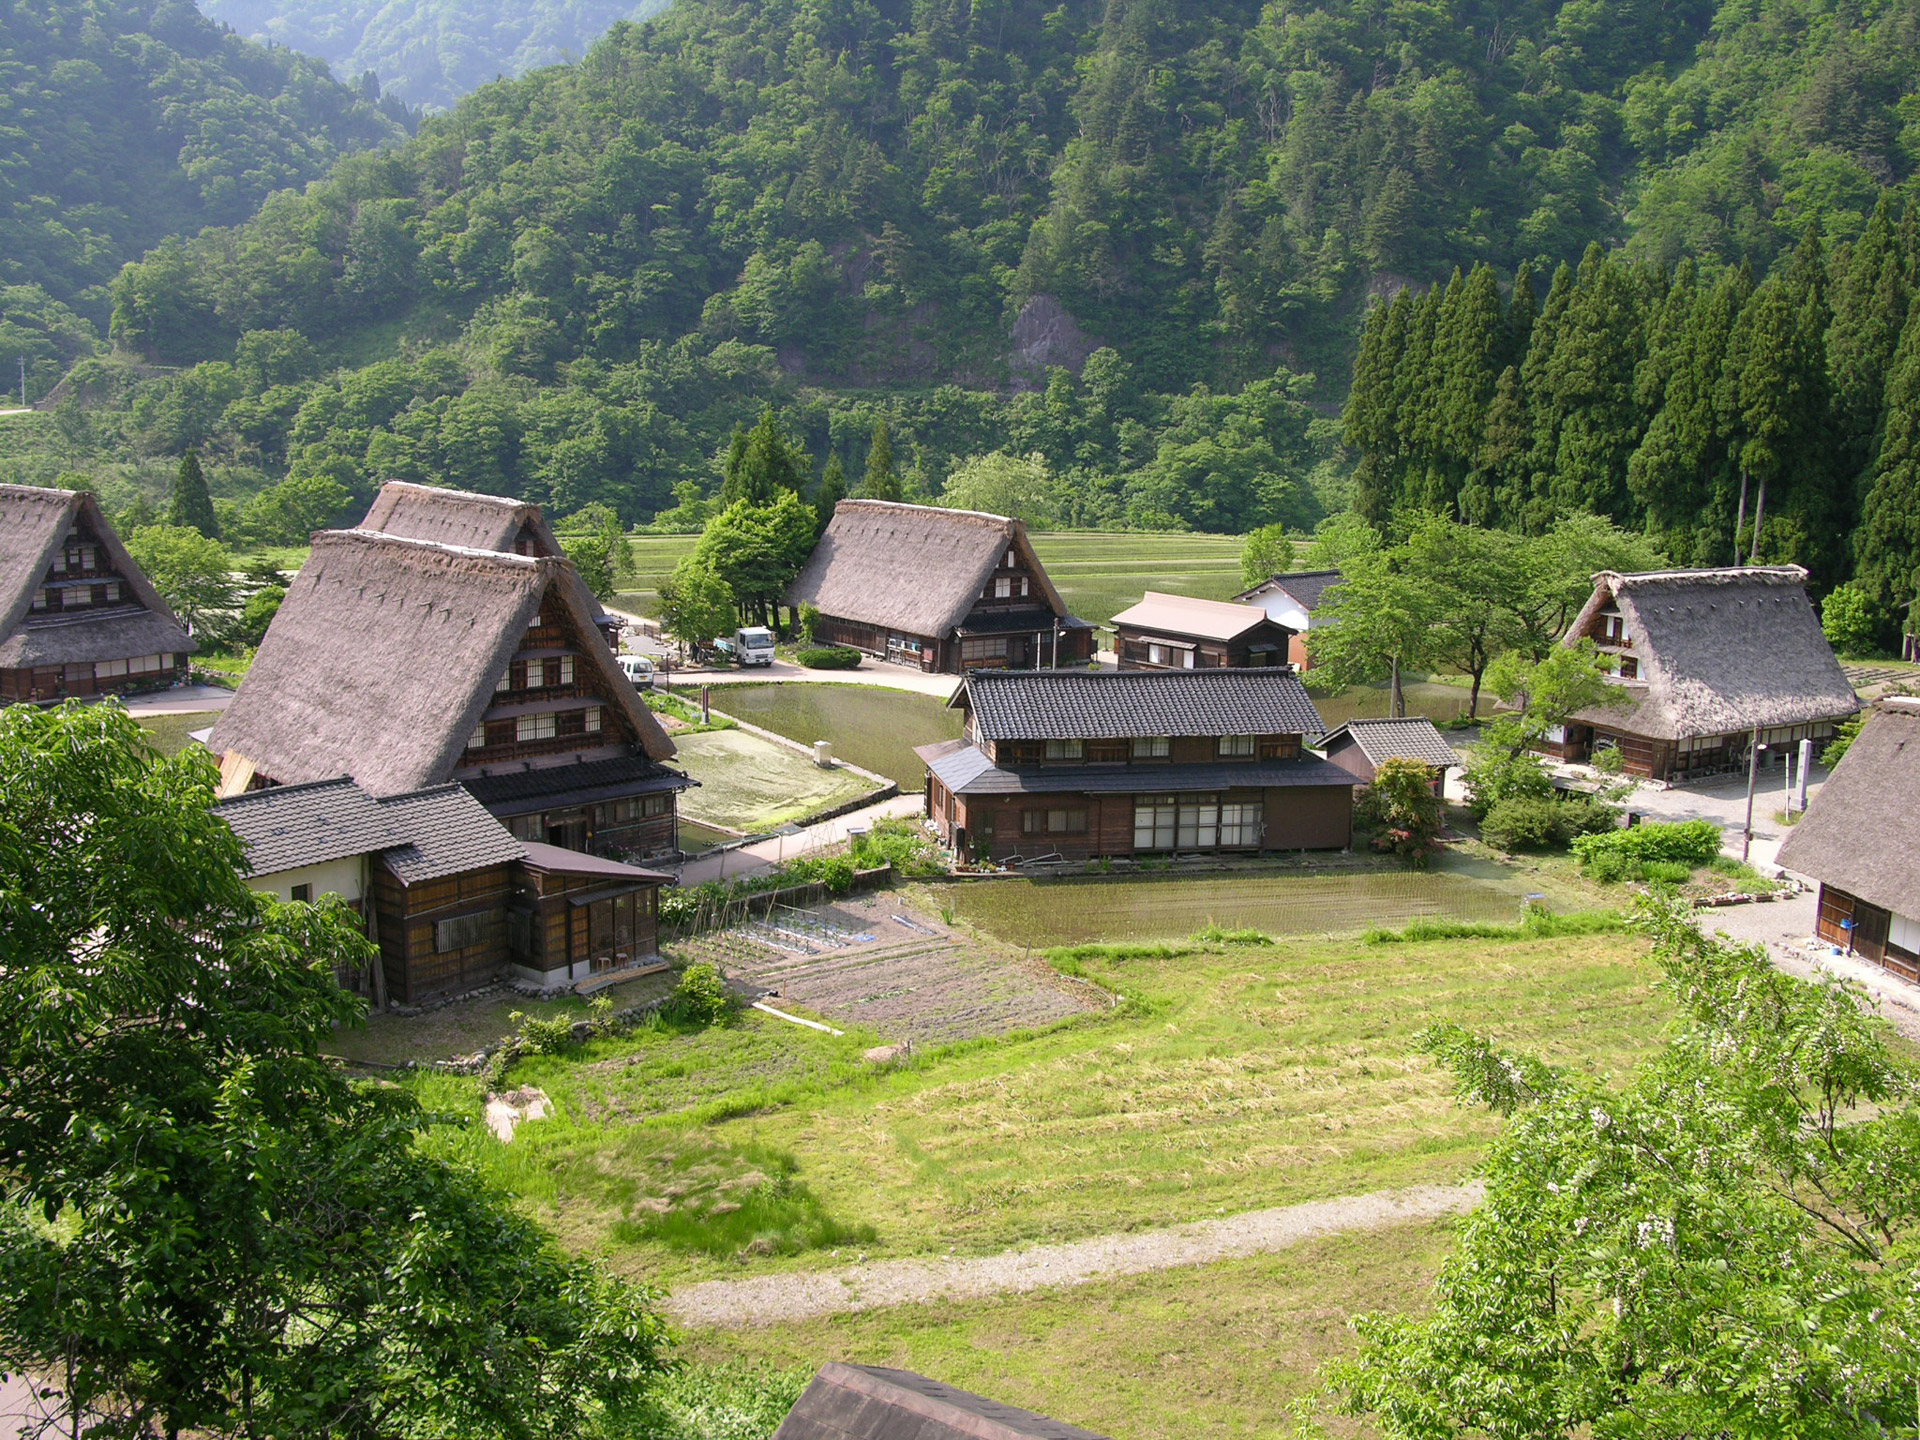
[249, 856, 365, 904]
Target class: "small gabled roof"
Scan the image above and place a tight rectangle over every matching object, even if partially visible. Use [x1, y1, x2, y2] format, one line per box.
[359, 480, 564, 556]
[1110, 591, 1283, 643]
[1562, 567, 1857, 739]
[1776, 697, 1920, 915]
[774, 1363, 1110, 1440]
[209, 529, 671, 797]
[956, 667, 1326, 740]
[1235, 568, 1343, 611]
[214, 777, 407, 875]
[375, 784, 528, 884]
[0, 484, 194, 666]
[787, 500, 1072, 638]
[1318, 717, 1459, 769]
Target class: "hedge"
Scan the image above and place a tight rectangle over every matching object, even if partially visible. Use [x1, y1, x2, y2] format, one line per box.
[1571, 818, 1722, 868]
[796, 646, 862, 669]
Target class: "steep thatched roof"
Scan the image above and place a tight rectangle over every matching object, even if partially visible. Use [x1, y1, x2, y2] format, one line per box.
[1110, 591, 1283, 643]
[1563, 567, 1857, 740]
[787, 500, 1071, 638]
[360, 481, 564, 556]
[774, 1363, 1110, 1440]
[209, 530, 671, 796]
[1776, 698, 1920, 914]
[0, 483, 194, 667]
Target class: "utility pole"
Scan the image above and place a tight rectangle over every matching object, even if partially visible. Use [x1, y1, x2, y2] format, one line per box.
[1741, 726, 1763, 862]
[17, 356, 24, 409]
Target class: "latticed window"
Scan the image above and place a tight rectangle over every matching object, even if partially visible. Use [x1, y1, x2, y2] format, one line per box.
[1044, 739, 1083, 760]
[1131, 737, 1170, 759]
[1217, 735, 1255, 758]
[516, 713, 557, 742]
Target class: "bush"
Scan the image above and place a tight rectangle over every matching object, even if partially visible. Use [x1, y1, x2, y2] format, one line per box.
[1355, 756, 1447, 864]
[1362, 909, 1627, 944]
[795, 646, 861, 669]
[781, 854, 856, 893]
[1480, 796, 1576, 851]
[853, 816, 947, 877]
[1462, 748, 1554, 820]
[1571, 818, 1721, 869]
[1821, 583, 1885, 657]
[665, 961, 737, 1026]
[1639, 860, 1694, 886]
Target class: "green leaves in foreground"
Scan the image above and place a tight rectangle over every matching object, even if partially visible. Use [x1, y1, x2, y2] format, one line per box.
[0, 702, 669, 1439]
[1330, 894, 1920, 1439]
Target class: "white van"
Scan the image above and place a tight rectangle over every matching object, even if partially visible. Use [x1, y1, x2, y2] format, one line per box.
[616, 653, 655, 689]
[734, 626, 776, 667]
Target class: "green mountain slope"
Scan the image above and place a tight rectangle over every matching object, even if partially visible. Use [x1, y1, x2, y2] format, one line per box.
[197, 0, 671, 110]
[0, 0, 415, 328]
[71, 0, 1920, 534]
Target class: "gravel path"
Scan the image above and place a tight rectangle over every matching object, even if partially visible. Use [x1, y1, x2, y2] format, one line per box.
[666, 1181, 1484, 1328]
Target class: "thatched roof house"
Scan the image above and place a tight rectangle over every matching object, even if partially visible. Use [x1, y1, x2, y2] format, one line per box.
[917, 668, 1352, 860]
[360, 480, 564, 555]
[1233, 568, 1343, 669]
[210, 527, 685, 859]
[1542, 566, 1858, 782]
[774, 1364, 1110, 1440]
[787, 500, 1094, 673]
[1, 483, 194, 702]
[1776, 696, 1920, 981]
[1110, 591, 1293, 670]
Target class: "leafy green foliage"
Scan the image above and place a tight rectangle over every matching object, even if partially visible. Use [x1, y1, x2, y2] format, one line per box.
[665, 961, 737, 1027]
[1461, 749, 1555, 820]
[657, 558, 737, 652]
[1572, 818, 1724, 868]
[937, 451, 1063, 527]
[1820, 582, 1887, 656]
[780, 855, 856, 893]
[1355, 757, 1448, 865]
[1360, 909, 1627, 946]
[123, 524, 235, 631]
[0, 703, 669, 1439]
[851, 817, 946, 877]
[794, 646, 861, 669]
[1333, 894, 1920, 1438]
[564, 531, 617, 601]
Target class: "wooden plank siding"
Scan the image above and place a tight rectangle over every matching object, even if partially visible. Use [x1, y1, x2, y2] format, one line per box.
[934, 781, 1350, 861]
[1814, 884, 1920, 982]
[369, 861, 517, 1005]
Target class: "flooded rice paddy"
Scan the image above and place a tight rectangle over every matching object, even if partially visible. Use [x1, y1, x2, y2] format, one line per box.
[705, 682, 962, 788]
[946, 869, 1537, 948]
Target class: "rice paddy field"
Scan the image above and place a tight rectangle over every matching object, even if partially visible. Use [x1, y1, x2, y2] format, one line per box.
[709, 683, 963, 787]
[940, 869, 1544, 948]
[672, 727, 881, 832]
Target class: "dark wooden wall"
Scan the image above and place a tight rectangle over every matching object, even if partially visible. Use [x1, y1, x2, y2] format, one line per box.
[369, 862, 515, 1005]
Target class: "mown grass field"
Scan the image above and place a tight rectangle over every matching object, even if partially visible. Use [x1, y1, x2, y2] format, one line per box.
[413, 925, 1665, 1291]
[672, 726, 881, 832]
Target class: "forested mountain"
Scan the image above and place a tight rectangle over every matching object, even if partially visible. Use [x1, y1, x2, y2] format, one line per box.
[0, 0, 414, 335]
[198, 0, 670, 110]
[29, 0, 1920, 548]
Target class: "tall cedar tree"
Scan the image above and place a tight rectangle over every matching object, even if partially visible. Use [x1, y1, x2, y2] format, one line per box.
[1827, 197, 1916, 472]
[1538, 245, 1646, 523]
[1512, 262, 1575, 532]
[1425, 264, 1504, 516]
[719, 410, 808, 506]
[862, 419, 900, 501]
[1856, 306, 1920, 616]
[813, 451, 848, 538]
[168, 449, 219, 538]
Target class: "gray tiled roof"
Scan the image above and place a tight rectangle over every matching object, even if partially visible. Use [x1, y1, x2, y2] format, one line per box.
[961, 668, 1325, 741]
[459, 753, 690, 817]
[1237, 568, 1344, 611]
[375, 784, 527, 884]
[215, 778, 408, 875]
[774, 1363, 1110, 1440]
[925, 748, 1356, 796]
[1318, 718, 1460, 768]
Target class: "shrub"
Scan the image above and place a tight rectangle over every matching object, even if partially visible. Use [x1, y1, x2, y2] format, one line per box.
[1571, 818, 1721, 869]
[666, 961, 736, 1026]
[782, 854, 856, 893]
[1462, 748, 1554, 820]
[1362, 909, 1626, 944]
[1480, 796, 1575, 851]
[795, 646, 861, 669]
[853, 817, 946, 876]
[1582, 850, 1633, 884]
[1639, 860, 1694, 886]
[1355, 756, 1447, 864]
[508, 1008, 577, 1056]
[1821, 583, 1885, 657]
[1556, 795, 1620, 839]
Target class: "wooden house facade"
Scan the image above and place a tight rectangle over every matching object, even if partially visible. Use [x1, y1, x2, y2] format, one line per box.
[1536, 567, 1859, 783]
[1, 484, 194, 702]
[217, 778, 670, 1004]
[787, 500, 1095, 673]
[1110, 592, 1294, 670]
[1233, 569, 1343, 670]
[210, 520, 688, 862]
[1777, 697, 1920, 983]
[916, 669, 1354, 863]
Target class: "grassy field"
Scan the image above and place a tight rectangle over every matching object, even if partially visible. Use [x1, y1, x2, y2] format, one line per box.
[709, 683, 963, 788]
[616, 533, 701, 616]
[686, 1218, 1455, 1440]
[136, 710, 221, 757]
[416, 924, 1665, 1288]
[1027, 530, 1250, 628]
[673, 727, 881, 832]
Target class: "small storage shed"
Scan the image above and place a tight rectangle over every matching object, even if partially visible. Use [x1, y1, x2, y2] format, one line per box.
[1110, 591, 1294, 670]
[1318, 717, 1459, 791]
[773, 1363, 1111, 1440]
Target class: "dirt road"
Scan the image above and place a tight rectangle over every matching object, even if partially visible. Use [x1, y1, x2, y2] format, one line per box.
[665, 1181, 1483, 1328]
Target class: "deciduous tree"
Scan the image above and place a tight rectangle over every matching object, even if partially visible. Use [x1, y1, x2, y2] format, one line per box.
[124, 523, 234, 633]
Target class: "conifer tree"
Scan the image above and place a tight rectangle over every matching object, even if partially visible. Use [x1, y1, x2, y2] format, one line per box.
[1628, 265, 1739, 561]
[719, 410, 808, 506]
[813, 451, 847, 538]
[1347, 290, 1411, 525]
[1505, 260, 1538, 372]
[862, 418, 900, 501]
[1426, 263, 1504, 515]
[1537, 246, 1647, 523]
[1516, 262, 1575, 533]
[168, 449, 218, 539]
[1855, 308, 1920, 620]
[1387, 286, 1441, 518]
[1827, 196, 1911, 469]
[1465, 365, 1526, 528]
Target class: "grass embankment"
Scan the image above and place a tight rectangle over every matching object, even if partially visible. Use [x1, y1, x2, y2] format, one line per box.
[414, 927, 1666, 1286]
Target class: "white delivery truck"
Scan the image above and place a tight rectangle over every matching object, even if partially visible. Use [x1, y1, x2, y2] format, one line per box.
[734, 626, 777, 667]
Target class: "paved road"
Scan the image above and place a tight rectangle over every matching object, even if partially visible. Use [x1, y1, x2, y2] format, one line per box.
[119, 683, 234, 715]
[673, 792, 926, 886]
[665, 1181, 1484, 1328]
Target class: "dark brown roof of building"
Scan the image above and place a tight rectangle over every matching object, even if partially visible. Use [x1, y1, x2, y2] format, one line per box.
[1563, 567, 1858, 740]
[773, 1364, 1111, 1440]
[787, 500, 1072, 638]
[1317, 717, 1459, 768]
[376, 784, 529, 884]
[1235, 568, 1344, 611]
[0, 484, 194, 667]
[956, 667, 1326, 741]
[214, 776, 525, 884]
[208, 530, 672, 796]
[1776, 698, 1920, 915]
[459, 753, 690, 817]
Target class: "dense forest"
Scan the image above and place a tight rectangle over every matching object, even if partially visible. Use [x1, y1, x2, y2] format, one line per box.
[0, 0, 413, 337]
[200, 0, 670, 109]
[11, 0, 1920, 559]
[1344, 206, 1920, 629]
